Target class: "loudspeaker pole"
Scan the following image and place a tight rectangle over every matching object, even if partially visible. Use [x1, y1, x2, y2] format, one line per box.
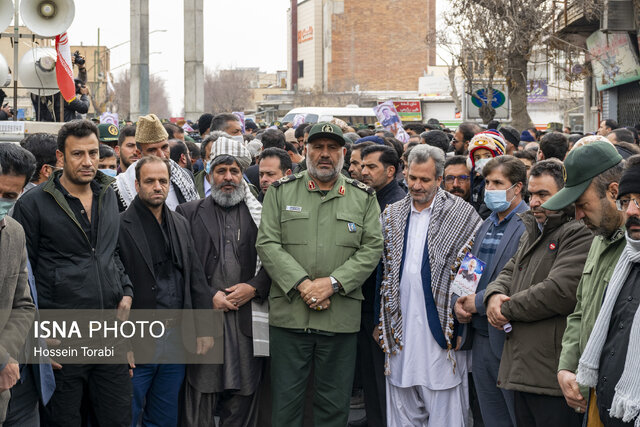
[130, 0, 148, 121]
[12, 0, 18, 121]
[183, 0, 203, 121]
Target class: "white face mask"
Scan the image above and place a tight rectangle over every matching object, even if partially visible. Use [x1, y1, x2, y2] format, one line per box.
[231, 135, 244, 145]
[474, 158, 491, 174]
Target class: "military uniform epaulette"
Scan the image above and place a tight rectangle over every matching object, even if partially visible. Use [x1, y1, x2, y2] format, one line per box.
[345, 178, 375, 195]
[271, 173, 302, 188]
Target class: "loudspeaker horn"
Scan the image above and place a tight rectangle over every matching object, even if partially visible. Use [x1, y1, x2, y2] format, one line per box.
[20, 0, 75, 37]
[0, 53, 10, 87]
[18, 47, 59, 95]
[0, 0, 14, 33]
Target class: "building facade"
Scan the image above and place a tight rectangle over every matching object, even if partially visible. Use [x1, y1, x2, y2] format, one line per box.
[287, 0, 436, 93]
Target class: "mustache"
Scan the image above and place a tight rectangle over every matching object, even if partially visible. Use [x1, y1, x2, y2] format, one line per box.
[627, 216, 640, 228]
[215, 180, 240, 190]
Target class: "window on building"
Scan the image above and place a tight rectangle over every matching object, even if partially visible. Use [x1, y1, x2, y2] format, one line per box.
[298, 60, 304, 78]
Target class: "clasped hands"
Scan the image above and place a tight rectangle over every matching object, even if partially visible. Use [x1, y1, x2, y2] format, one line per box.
[453, 293, 478, 323]
[213, 283, 256, 312]
[298, 278, 333, 311]
[454, 292, 511, 331]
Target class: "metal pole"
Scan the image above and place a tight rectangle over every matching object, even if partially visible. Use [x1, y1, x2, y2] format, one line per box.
[12, 0, 18, 121]
[130, 0, 149, 120]
[184, 0, 203, 120]
[291, 0, 298, 90]
[96, 28, 101, 113]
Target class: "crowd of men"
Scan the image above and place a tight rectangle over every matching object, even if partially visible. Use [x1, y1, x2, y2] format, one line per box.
[0, 110, 639, 427]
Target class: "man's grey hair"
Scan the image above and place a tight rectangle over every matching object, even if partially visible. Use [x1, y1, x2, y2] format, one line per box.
[407, 144, 445, 178]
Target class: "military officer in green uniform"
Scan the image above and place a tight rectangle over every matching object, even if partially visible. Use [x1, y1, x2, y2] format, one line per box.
[256, 122, 384, 427]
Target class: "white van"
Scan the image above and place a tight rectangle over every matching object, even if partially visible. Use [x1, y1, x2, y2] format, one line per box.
[281, 107, 377, 126]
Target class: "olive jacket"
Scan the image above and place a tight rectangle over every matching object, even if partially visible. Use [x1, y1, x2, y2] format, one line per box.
[256, 170, 383, 333]
[484, 210, 593, 396]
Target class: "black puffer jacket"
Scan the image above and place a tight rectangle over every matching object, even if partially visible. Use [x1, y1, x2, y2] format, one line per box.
[13, 170, 133, 309]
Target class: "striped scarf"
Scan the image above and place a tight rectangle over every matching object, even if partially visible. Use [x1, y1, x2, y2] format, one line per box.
[239, 178, 271, 357]
[114, 158, 199, 210]
[378, 190, 481, 374]
[577, 233, 640, 425]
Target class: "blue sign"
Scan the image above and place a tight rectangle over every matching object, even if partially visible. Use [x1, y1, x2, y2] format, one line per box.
[471, 88, 506, 109]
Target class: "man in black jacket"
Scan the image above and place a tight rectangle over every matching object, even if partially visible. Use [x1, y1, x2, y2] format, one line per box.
[12, 119, 133, 427]
[117, 156, 213, 426]
[351, 144, 406, 427]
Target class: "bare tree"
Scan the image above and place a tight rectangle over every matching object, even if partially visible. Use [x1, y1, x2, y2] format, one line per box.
[111, 70, 171, 119]
[204, 68, 252, 113]
[439, 0, 602, 130]
[425, 30, 463, 115]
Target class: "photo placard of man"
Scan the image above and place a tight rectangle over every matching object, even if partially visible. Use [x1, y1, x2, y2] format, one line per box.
[257, 122, 383, 427]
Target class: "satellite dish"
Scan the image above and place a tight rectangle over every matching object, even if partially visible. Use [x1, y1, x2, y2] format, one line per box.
[0, 53, 10, 87]
[19, 47, 59, 95]
[20, 0, 75, 37]
[0, 0, 14, 32]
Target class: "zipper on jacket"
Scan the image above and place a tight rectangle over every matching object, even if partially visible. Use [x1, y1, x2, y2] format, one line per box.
[46, 182, 112, 310]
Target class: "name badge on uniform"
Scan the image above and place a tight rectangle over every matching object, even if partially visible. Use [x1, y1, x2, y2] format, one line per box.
[348, 223, 357, 233]
[286, 206, 302, 212]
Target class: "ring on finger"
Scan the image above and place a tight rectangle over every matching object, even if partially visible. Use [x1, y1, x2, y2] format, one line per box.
[316, 305, 323, 311]
[311, 297, 318, 304]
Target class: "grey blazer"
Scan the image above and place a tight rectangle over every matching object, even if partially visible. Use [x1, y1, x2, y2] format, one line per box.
[0, 216, 35, 367]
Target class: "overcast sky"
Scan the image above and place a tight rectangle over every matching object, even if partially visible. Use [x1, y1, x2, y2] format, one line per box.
[64, 0, 290, 116]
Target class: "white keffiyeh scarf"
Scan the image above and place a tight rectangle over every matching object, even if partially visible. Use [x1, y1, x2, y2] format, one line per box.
[114, 158, 199, 210]
[378, 190, 481, 374]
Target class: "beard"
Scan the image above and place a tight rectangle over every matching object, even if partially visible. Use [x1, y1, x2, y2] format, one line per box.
[410, 184, 438, 206]
[140, 191, 166, 207]
[584, 200, 621, 238]
[211, 180, 245, 207]
[308, 156, 344, 183]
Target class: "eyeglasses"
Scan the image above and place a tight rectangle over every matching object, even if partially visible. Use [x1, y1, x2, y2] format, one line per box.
[444, 175, 470, 183]
[616, 197, 640, 211]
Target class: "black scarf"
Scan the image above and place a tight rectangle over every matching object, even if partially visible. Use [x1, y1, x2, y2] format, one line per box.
[131, 196, 184, 272]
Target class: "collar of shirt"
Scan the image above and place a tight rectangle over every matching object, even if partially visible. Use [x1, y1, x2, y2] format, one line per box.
[410, 200, 434, 217]
[54, 174, 101, 198]
[0, 217, 5, 231]
[488, 199, 526, 226]
[204, 175, 211, 197]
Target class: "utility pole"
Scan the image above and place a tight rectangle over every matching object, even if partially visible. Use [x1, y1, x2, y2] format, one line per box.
[291, 0, 298, 91]
[184, 0, 204, 121]
[130, 0, 149, 121]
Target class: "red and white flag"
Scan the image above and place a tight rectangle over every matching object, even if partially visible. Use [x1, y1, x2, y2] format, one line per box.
[55, 32, 76, 102]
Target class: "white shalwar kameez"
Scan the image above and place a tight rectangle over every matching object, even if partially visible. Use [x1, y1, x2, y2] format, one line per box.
[386, 203, 469, 427]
